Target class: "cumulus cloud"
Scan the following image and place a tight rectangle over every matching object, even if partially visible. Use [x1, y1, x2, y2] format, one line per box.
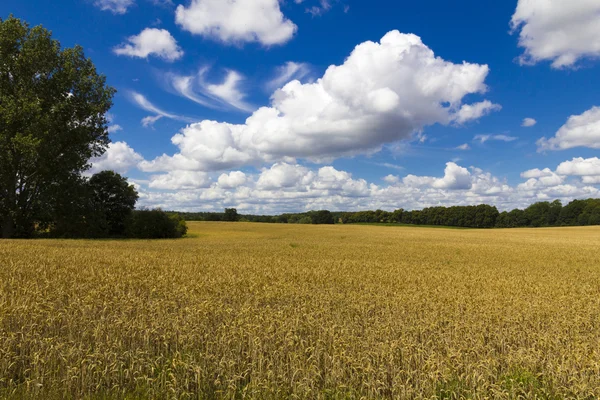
[556, 157, 600, 184]
[537, 106, 600, 151]
[149, 170, 211, 190]
[521, 168, 554, 179]
[88, 141, 144, 175]
[256, 163, 314, 190]
[266, 61, 311, 91]
[404, 162, 472, 190]
[474, 134, 518, 144]
[94, 0, 134, 14]
[175, 0, 297, 46]
[522, 118, 537, 127]
[454, 100, 501, 125]
[217, 171, 248, 188]
[510, 0, 600, 68]
[142, 31, 497, 173]
[107, 124, 123, 133]
[132, 159, 600, 214]
[456, 143, 470, 151]
[383, 175, 400, 184]
[114, 28, 183, 61]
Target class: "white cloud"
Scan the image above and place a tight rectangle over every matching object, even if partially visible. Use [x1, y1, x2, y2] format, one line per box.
[383, 174, 400, 184]
[404, 162, 472, 190]
[537, 106, 600, 151]
[557, 157, 600, 179]
[474, 134, 518, 144]
[266, 62, 311, 91]
[257, 163, 313, 190]
[170, 67, 252, 112]
[114, 28, 183, 61]
[94, 0, 134, 14]
[454, 100, 501, 124]
[456, 143, 470, 151]
[305, 0, 332, 16]
[217, 171, 248, 189]
[130, 92, 192, 126]
[510, 0, 600, 68]
[522, 118, 537, 127]
[143, 31, 496, 173]
[521, 168, 554, 179]
[107, 124, 123, 133]
[133, 159, 600, 214]
[372, 162, 404, 171]
[205, 70, 253, 112]
[175, 0, 297, 46]
[89, 141, 144, 175]
[149, 170, 211, 190]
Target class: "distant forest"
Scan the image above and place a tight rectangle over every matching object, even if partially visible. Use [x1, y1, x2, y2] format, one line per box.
[170, 198, 600, 229]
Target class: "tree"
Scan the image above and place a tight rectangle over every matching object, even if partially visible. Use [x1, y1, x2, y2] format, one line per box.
[88, 171, 138, 236]
[223, 208, 240, 222]
[0, 16, 115, 238]
[309, 210, 335, 225]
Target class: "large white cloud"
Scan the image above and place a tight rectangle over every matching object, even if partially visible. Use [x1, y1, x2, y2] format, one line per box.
[114, 28, 183, 61]
[511, 0, 600, 68]
[141, 31, 497, 173]
[175, 0, 297, 46]
[89, 141, 144, 175]
[537, 106, 600, 151]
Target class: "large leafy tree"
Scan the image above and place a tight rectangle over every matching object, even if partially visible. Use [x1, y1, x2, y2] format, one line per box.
[0, 16, 115, 238]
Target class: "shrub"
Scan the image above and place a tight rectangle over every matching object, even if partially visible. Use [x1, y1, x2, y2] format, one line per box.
[127, 210, 188, 239]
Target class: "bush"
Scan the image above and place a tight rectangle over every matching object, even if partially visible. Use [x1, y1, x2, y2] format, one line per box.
[127, 210, 188, 239]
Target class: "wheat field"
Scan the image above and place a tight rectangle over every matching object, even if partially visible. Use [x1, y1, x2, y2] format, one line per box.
[1, 222, 600, 399]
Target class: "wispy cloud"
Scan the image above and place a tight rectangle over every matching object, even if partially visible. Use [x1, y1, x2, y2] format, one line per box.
[170, 67, 253, 113]
[266, 61, 311, 91]
[474, 134, 518, 144]
[369, 162, 404, 171]
[130, 91, 193, 127]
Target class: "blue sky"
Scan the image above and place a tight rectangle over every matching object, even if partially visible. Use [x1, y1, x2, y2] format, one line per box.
[2, 0, 600, 213]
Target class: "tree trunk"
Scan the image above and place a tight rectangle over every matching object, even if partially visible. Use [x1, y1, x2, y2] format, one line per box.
[2, 214, 14, 239]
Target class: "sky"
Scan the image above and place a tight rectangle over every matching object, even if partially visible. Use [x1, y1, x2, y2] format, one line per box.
[2, 0, 600, 214]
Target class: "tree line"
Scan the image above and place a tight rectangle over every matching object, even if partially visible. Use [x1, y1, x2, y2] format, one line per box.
[175, 199, 600, 228]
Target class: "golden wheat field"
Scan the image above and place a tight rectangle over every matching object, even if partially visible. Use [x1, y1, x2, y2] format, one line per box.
[1, 222, 600, 399]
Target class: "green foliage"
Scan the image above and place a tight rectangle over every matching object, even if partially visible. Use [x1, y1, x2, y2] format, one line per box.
[0, 16, 115, 238]
[223, 208, 240, 222]
[308, 210, 335, 224]
[44, 171, 137, 238]
[89, 171, 138, 236]
[126, 209, 188, 239]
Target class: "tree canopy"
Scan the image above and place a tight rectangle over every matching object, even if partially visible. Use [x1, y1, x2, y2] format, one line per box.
[0, 16, 115, 238]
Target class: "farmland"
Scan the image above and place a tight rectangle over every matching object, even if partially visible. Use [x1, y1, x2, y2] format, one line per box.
[1, 222, 600, 399]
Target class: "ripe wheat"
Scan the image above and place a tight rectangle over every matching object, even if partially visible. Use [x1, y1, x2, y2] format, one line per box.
[1, 223, 600, 399]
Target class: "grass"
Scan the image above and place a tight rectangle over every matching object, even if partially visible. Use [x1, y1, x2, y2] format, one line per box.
[1, 222, 600, 399]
